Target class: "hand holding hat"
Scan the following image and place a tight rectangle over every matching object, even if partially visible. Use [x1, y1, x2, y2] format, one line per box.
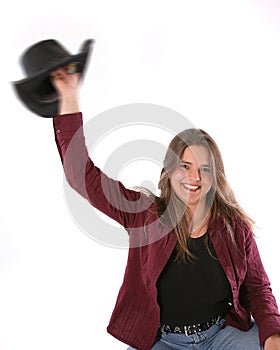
[50, 66, 80, 115]
[12, 38, 95, 117]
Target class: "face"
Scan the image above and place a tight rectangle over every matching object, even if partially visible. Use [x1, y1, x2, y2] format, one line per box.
[170, 145, 213, 211]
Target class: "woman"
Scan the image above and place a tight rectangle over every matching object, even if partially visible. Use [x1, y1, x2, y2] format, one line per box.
[50, 66, 280, 350]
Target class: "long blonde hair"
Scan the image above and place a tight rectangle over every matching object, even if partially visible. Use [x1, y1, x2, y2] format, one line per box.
[156, 128, 254, 261]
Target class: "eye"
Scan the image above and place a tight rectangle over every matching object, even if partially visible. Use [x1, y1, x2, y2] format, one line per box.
[200, 166, 211, 173]
[178, 163, 190, 170]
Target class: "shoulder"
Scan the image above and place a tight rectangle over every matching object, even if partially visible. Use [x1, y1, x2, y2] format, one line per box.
[210, 214, 253, 246]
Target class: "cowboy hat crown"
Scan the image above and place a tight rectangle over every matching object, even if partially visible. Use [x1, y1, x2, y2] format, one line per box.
[12, 38, 94, 117]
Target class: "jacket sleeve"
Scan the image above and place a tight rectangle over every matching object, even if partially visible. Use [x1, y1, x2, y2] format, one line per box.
[242, 225, 280, 345]
[53, 112, 153, 229]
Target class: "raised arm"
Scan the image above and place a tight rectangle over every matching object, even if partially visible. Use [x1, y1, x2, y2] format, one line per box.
[50, 67, 154, 231]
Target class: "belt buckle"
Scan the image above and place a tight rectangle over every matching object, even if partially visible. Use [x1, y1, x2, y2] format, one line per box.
[184, 325, 198, 336]
[184, 322, 206, 336]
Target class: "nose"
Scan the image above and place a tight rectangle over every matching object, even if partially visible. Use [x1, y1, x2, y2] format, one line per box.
[187, 168, 201, 182]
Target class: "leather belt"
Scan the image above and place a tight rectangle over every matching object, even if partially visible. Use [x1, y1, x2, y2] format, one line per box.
[160, 315, 223, 336]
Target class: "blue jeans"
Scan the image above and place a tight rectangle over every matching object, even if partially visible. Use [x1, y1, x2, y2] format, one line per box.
[127, 318, 263, 349]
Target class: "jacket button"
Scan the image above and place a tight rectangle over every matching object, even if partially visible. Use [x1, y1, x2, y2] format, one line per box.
[56, 129, 61, 134]
[232, 286, 237, 290]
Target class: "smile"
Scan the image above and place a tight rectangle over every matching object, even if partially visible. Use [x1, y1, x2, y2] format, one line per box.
[182, 183, 201, 191]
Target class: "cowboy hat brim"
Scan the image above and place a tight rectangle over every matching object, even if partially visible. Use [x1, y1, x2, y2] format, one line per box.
[12, 39, 94, 118]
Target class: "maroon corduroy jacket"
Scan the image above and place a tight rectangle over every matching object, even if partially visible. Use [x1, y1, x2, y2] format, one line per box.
[53, 113, 280, 350]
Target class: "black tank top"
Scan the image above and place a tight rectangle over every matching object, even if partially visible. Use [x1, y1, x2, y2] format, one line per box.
[156, 233, 232, 325]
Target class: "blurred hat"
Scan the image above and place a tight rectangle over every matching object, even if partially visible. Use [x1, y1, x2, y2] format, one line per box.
[12, 38, 95, 117]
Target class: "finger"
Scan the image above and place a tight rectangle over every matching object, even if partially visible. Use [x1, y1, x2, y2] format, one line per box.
[50, 67, 67, 80]
[50, 71, 62, 82]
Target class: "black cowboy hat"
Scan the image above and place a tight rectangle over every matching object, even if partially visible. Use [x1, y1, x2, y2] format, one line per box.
[12, 38, 95, 117]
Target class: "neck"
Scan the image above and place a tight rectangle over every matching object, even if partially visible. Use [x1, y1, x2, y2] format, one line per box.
[187, 202, 211, 237]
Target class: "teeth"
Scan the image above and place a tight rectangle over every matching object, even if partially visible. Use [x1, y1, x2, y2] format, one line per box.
[182, 184, 199, 190]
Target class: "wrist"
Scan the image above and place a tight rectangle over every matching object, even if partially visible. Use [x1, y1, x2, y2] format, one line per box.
[264, 333, 280, 348]
[59, 93, 80, 115]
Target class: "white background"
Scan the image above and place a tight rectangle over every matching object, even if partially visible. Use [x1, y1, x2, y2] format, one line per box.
[1, 0, 280, 349]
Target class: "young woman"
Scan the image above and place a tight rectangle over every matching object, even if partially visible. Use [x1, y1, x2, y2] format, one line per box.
[50, 66, 280, 350]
